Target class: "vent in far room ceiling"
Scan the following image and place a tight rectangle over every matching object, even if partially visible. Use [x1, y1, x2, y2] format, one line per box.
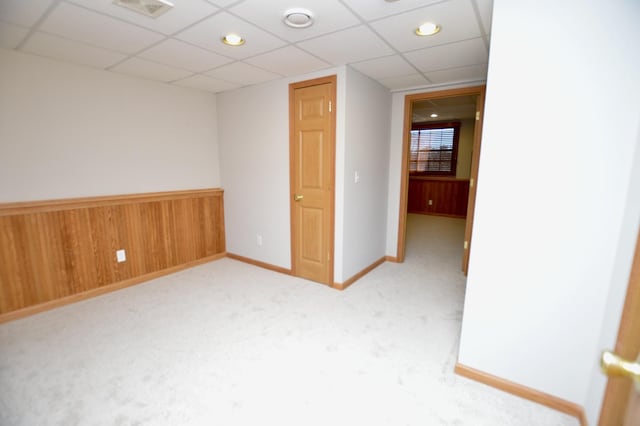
[113, 0, 174, 18]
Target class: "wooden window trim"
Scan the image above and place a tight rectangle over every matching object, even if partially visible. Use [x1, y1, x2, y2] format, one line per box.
[410, 120, 461, 177]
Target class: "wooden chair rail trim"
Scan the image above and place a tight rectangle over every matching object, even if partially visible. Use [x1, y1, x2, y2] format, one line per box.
[454, 363, 587, 426]
[407, 211, 467, 219]
[0, 252, 226, 324]
[0, 188, 224, 216]
[226, 253, 292, 276]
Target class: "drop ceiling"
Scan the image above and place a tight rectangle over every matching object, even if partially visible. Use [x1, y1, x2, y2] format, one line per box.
[412, 95, 478, 122]
[0, 0, 492, 93]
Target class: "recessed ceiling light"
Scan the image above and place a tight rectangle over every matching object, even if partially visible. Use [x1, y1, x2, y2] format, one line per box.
[416, 22, 441, 36]
[222, 33, 245, 46]
[283, 8, 314, 28]
[430, 113, 438, 118]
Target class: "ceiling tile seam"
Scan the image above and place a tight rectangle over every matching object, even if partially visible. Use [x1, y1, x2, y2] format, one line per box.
[362, 0, 453, 25]
[401, 35, 489, 56]
[223, 8, 324, 56]
[229, 40, 333, 70]
[336, 0, 432, 84]
[104, 7, 237, 72]
[422, 62, 489, 75]
[197, 60, 287, 80]
[206, 0, 245, 9]
[14, 0, 64, 50]
[166, 74, 237, 86]
[63, 0, 180, 37]
[389, 78, 487, 94]
[469, 0, 490, 52]
[21, 29, 133, 66]
[115, 55, 204, 76]
[61, 0, 239, 72]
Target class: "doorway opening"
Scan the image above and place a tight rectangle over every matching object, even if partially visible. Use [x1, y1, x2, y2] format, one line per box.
[396, 86, 486, 274]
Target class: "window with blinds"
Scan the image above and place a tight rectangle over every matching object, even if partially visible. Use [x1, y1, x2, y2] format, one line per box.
[409, 121, 461, 176]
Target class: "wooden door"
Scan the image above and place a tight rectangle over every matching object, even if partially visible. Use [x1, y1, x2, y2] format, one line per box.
[462, 88, 486, 274]
[289, 76, 335, 286]
[599, 231, 640, 425]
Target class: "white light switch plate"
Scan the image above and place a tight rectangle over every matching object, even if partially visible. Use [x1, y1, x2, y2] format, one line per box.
[116, 249, 126, 263]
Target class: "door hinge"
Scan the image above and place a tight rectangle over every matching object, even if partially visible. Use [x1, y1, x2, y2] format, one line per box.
[329, 101, 332, 113]
[475, 111, 480, 121]
[470, 178, 474, 188]
[327, 252, 331, 261]
[464, 241, 469, 250]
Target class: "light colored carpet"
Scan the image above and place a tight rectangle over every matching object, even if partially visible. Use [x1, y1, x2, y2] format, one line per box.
[0, 214, 579, 425]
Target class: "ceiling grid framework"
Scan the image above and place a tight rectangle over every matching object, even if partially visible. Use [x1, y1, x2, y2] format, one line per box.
[0, 0, 492, 93]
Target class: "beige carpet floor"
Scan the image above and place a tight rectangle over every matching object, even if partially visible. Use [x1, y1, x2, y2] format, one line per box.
[0, 214, 579, 425]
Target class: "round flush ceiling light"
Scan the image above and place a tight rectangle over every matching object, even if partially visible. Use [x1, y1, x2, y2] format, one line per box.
[283, 8, 314, 28]
[416, 22, 441, 36]
[430, 113, 438, 118]
[222, 33, 245, 46]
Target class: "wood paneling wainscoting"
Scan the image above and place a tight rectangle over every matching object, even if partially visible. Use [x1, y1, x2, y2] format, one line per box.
[408, 177, 470, 218]
[0, 189, 225, 322]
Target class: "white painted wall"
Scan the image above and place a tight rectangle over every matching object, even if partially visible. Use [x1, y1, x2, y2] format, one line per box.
[0, 49, 220, 202]
[218, 66, 390, 281]
[457, 0, 640, 419]
[339, 67, 390, 282]
[217, 67, 346, 271]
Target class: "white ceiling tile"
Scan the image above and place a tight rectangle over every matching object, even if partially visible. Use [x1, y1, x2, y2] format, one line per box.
[379, 73, 429, 90]
[173, 74, 240, 93]
[370, 0, 482, 52]
[205, 0, 239, 7]
[205, 62, 281, 85]
[230, 0, 360, 42]
[111, 57, 193, 82]
[0, 21, 29, 49]
[343, 0, 443, 21]
[297, 26, 394, 65]
[175, 12, 286, 60]
[350, 55, 417, 80]
[66, 0, 218, 35]
[140, 39, 232, 72]
[473, 0, 493, 34]
[21, 32, 127, 69]
[0, 0, 54, 27]
[404, 38, 487, 72]
[245, 46, 330, 76]
[424, 63, 488, 84]
[39, 2, 164, 54]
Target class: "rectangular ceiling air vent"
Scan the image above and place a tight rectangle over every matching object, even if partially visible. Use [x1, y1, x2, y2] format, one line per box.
[113, 0, 174, 19]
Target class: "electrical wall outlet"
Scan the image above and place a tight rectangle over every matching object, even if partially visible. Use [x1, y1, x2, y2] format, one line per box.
[428, 199, 433, 206]
[256, 234, 263, 246]
[116, 249, 126, 263]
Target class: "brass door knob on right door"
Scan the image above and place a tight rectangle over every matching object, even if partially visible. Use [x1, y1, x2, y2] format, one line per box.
[601, 350, 640, 390]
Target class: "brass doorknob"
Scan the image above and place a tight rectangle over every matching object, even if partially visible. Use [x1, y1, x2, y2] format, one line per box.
[294, 194, 303, 201]
[601, 350, 640, 384]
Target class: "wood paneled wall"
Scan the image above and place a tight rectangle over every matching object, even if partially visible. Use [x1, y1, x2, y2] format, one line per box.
[0, 189, 225, 319]
[408, 177, 469, 218]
